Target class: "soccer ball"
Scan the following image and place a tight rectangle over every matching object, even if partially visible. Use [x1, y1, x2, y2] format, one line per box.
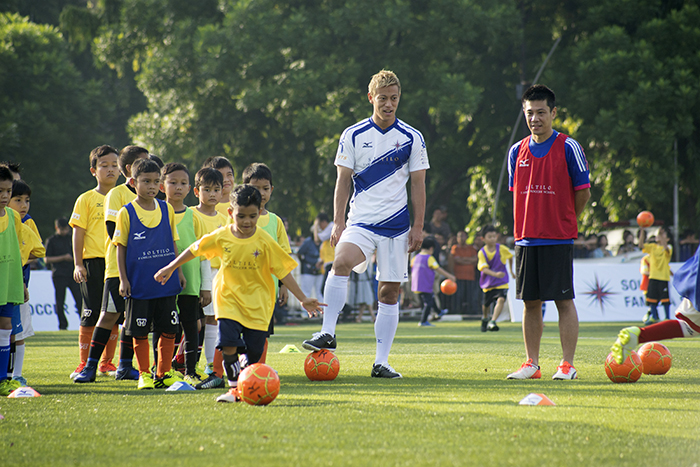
[440, 279, 457, 295]
[638, 342, 672, 375]
[605, 350, 644, 383]
[636, 211, 655, 228]
[237, 363, 280, 406]
[304, 350, 340, 381]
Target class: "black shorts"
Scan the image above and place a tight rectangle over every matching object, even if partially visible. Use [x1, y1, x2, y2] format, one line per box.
[79, 258, 106, 327]
[646, 279, 670, 303]
[483, 288, 508, 308]
[217, 318, 267, 365]
[101, 277, 126, 315]
[124, 295, 179, 337]
[515, 244, 574, 301]
[177, 294, 200, 323]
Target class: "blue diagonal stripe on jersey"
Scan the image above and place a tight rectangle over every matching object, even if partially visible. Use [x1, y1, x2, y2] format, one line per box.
[356, 205, 410, 238]
[353, 143, 411, 195]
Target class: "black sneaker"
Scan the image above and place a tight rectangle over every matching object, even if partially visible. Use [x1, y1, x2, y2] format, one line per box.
[481, 319, 488, 332]
[195, 374, 225, 390]
[302, 332, 337, 352]
[371, 363, 402, 379]
[487, 321, 499, 332]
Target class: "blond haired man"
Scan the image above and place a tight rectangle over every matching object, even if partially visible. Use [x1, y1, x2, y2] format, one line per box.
[303, 70, 429, 378]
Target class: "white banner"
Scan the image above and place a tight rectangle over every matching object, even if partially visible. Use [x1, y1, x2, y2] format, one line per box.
[26, 271, 80, 331]
[508, 253, 682, 322]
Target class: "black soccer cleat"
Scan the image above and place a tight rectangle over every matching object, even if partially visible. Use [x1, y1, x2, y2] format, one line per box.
[302, 332, 337, 352]
[371, 363, 402, 379]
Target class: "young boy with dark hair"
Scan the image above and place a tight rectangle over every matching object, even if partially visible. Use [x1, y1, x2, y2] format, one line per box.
[9, 179, 45, 386]
[114, 159, 185, 389]
[477, 224, 514, 333]
[202, 156, 235, 217]
[639, 226, 673, 322]
[411, 236, 455, 327]
[74, 145, 149, 383]
[0, 165, 28, 396]
[69, 145, 120, 378]
[154, 184, 324, 402]
[161, 162, 212, 385]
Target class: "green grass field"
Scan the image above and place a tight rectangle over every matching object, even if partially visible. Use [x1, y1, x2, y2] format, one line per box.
[2, 321, 699, 467]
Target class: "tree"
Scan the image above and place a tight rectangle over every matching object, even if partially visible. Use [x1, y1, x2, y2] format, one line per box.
[91, 0, 523, 237]
[0, 13, 112, 237]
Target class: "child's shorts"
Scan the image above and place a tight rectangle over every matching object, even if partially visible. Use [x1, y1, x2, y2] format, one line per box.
[124, 295, 178, 337]
[101, 277, 125, 315]
[217, 318, 267, 364]
[80, 258, 106, 327]
[483, 288, 508, 308]
[14, 302, 34, 340]
[0, 303, 23, 336]
[646, 279, 670, 304]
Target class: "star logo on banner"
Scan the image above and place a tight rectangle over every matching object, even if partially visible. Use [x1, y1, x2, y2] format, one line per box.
[583, 274, 617, 313]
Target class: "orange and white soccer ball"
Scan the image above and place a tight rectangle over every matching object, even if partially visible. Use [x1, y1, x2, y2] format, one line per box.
[605, 350, 644, 383]
[238, 363, 280, 405]
[638, 342, 672, 375]
[304, 350, 340, 381]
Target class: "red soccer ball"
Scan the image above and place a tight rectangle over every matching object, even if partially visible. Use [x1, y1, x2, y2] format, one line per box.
[605, 351, 644, 383]
[638, 342, 672, 375]
[238, 363, 280, 405]
[440, 279, 457, 295]
[304, 350, 340, 381]
[636, 211, 655, 228]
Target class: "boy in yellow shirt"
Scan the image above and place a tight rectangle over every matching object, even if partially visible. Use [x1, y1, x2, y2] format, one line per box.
[477, 225, 514, 333]
[69, 145, 120, 379]
[202, 156, 235, 217]
[74, 145, 149, 383]
[640, 226, 673, 322]
[8, 179, 45, 386]
[190, 168, 228, 386]
[154, 184, 324, 402]
[114, 159, 185, 389]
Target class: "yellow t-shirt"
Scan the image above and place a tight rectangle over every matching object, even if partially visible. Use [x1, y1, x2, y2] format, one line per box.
[104, 183, 137, 279]
[642, 243, 672, 282]
[477, 244, 513, 291]
[192, 208, 228, 268]
[113, 200, 179, 247]
[319, 240, 335, 265]
[70, 188, 109, 259]
[20, 223, 45, 265]
[215, 202, 230, 219]
[189, 226, 298, 331]
[23, 218, 40, 242]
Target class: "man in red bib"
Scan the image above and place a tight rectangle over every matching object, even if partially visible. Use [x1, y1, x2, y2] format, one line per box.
[506, 85, 591, 381]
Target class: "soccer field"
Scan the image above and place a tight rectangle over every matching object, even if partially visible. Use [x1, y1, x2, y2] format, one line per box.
[2, 321, 699, 467]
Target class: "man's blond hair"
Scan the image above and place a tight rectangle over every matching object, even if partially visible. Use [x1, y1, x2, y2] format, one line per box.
[368, 69, 401, 96]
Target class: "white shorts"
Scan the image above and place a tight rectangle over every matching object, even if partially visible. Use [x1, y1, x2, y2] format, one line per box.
[15, 302, 34, 340]
[676, 298, 700, 333]
[338, 225, 408, 283]
[203, 267, 219, 316]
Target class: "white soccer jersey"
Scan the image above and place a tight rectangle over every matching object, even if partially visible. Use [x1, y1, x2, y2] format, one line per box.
[335, 117, 429, 238]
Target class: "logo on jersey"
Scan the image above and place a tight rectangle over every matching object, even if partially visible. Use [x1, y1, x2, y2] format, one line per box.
[133, 231, 146, 240]
[252, 249, 261, 259]
[519, 159, 530, 167]
[223, 246, 231, 253]
[71, 213, 80, 220]
[363, 142, 373, 149]
[136, 318, 147, 327]
[393, 141, 402, 151]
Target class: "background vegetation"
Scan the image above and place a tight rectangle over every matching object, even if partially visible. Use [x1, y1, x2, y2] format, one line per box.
[2, 0, 699, 243]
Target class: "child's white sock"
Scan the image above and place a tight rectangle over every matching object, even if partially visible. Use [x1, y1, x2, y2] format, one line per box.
[204, 324, 217, 365]
[12, 342, 25, 378]
[374, 302, 399, 365]
[320, 274, 349, 336]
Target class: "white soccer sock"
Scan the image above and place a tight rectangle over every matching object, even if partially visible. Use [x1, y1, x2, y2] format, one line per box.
[204, 324, 218, 365]
[12, 342, 25, 378]
[374, 302, 399, 365]
[679, 320, 697, 338]
[320, 274, 349, 336]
